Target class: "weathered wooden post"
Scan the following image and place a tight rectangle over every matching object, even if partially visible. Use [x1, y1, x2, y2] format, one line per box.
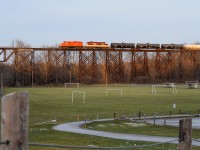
[139, 111, 141, 120]
[0, 73, 3, 96]
[164, 116, 166, 126]
[1, 92, 29, 150]
[143, 114, 146, 123]
[96, 114, 99, 122]
[179, 118, 192, 150]
[153, 114, 156, 125]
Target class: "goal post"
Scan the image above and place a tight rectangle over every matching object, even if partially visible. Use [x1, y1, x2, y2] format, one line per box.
[185, 81, 199, 88]
[152, 84, 177, 94]
[72, 91, 85, 104]
[64, 83, 79, 88]
[106, 89, 122, 96]
[185, 80, 199, 85]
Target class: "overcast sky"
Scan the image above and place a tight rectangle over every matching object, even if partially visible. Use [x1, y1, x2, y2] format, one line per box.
[0, 0, 200, 47]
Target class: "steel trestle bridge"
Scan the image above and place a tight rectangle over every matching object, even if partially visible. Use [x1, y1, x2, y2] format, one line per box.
[0, 47, 199, 85]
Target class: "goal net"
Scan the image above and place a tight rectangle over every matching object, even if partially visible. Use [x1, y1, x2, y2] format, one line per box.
[106, 89, 122, 96]
[72, 91, 85, 104]
[64, 83, 79, 88]
[185, 81, 199, 88]
[152, 84, 177, 94]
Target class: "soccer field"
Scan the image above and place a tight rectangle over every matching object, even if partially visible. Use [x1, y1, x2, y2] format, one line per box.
[2, 84, 200, 149]
[4, 84, 200, 124]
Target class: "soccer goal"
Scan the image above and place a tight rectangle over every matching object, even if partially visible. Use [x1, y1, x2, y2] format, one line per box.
[106, 89, 122, 96]
[152, 84, 177, 94]
[185, 81, 199, 88]
[72, 91, 85, 104]
[64, 83, 79, 88]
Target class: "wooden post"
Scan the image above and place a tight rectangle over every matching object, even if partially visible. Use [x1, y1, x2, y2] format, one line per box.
[96, 114, 99, 122]
[1, 92, 29, 150]
[153, 114, 156, 125]
[179, 118, 192, 150]
[139, 111, 141, 120]
[0, 73, 3, 96]
[133, 113, 136, 122]
[164, 116, 166, 126]
[143, 114, 146, 123]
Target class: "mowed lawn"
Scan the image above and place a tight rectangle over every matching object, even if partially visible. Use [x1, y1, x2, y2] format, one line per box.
[2, 84, 200, 150]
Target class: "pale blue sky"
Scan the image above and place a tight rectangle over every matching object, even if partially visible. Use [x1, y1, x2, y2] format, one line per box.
[0, 0, 200, 47]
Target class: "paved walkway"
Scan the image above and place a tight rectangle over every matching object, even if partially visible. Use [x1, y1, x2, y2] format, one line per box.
[145, 117, 200, 129]
[53, 119, 200, 146]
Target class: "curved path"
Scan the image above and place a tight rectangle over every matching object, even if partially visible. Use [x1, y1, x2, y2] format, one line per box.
[53, 119, 200, 146]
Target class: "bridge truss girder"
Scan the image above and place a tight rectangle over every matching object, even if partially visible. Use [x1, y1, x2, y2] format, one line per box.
[105, 51, 124, 83]
[14, 49, 34, 86]
[34, 50, 70, 85]
[155, 51, 173, 80]
[179, 50, 200, 80]
[79, 51, 98, 83]
[0, 49, 15, 62]
[1, 47, 200, 85]
[131, 52, 149, 82]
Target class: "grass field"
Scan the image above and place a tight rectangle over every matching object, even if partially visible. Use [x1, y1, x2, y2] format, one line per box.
[2, 84, 200, 149]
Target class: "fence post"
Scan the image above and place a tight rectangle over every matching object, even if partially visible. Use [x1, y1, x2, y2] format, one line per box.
[139, 111, 141, 120]
[1, 92, 29, 150]
[0, 73, 3, 96]
[143, 114, 146, 123]
[133, 113, 136, 122]
[164, 116, 166, 126]
[153, 114, 156, 125]
[178, 118, 192, 150]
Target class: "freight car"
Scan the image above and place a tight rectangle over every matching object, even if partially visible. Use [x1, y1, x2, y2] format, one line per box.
[111, 43, 135, 48]
[136, 43, 160, 49]
[161, 44, 183, 49]
[183, 45, 200, 50]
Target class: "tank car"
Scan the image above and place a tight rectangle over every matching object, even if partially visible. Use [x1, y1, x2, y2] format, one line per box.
[136, 43, 160, 49]
[161, 44, 183, 49]
[111, 43, 135, 48]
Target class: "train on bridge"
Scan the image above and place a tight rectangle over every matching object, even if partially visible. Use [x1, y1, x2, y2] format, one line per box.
[59, 41, 200, 50]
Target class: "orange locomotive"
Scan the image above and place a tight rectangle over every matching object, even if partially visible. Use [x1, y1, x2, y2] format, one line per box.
[59, 41, 83, 48]
[59, 41, 109, 49]
[86, 41, 109, 48]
